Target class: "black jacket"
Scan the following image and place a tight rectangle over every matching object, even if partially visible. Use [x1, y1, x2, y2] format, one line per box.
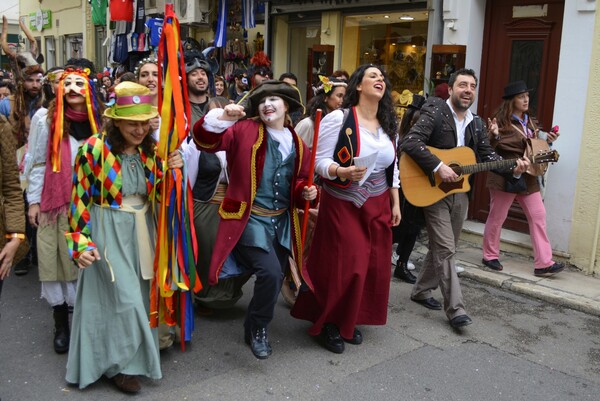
[401, 97, 511, 176]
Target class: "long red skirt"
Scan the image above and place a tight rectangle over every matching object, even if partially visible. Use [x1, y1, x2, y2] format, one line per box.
[290, 189, 392, 340]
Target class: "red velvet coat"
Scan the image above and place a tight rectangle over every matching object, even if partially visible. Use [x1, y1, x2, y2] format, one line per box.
[193, 117, 312, 286]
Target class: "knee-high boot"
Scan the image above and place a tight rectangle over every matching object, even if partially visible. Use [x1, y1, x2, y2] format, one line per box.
[52, 302, 70, 354]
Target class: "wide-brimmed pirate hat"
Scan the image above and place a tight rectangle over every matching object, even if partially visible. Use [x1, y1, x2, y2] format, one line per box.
[502, 80, 533, 99]
[104, 81, 158, 121]
[238, 80, 305, 118]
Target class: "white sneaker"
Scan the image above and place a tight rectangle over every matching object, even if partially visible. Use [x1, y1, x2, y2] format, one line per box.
[391, 252, 399, 265]
[455, 264, 465, 273]
[406, 261, 416, 271]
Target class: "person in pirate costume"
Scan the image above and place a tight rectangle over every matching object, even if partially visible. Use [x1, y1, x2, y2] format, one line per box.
[192, 80, 317, 359]
[65, 81, 183, 393]
[26, 67, 103, 353]
[291, 64, 401, 354]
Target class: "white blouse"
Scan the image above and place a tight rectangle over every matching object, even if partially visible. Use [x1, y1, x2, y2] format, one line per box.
[314, 109, 399, 188]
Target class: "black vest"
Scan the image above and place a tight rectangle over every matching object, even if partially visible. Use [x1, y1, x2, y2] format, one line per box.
[327, 107, 395, 188]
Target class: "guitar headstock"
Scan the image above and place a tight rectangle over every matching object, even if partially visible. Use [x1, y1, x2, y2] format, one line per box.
[532, 149, 560, 164]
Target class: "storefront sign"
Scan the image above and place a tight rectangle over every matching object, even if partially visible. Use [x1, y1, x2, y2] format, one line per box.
[29, 10, 52, 32]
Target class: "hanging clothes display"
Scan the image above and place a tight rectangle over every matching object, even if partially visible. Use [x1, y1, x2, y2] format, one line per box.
[110, 0, 135, 22]
[91, 0, 109, 26]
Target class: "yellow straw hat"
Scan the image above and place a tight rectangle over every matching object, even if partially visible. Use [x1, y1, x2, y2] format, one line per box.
[104, 81, 158, 121]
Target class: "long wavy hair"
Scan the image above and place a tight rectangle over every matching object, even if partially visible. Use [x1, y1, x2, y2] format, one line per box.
[103, 118, 156, 157]
[304, 78, 346, 121]
[342, 64, 398, 141]
[492, 95, 537, 134]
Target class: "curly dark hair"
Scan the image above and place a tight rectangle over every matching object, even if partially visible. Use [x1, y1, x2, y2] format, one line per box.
[103, 118, 156, 157]
[342, 64, 398, 140]
[448, 68, 478, 88]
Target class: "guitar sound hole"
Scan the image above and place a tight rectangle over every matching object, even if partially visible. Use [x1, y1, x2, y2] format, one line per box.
[449, 163, 462, 176]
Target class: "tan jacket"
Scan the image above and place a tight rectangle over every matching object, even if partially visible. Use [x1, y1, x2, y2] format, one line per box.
[0, 114, 26, 239]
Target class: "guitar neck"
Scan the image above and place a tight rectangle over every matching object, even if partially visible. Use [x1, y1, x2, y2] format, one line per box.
[459, 159, 517, 175]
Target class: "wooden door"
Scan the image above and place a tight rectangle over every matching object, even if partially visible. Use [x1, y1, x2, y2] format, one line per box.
[469, 0, 564, 232]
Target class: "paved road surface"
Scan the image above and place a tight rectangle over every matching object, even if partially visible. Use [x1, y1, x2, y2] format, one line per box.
[1, 267, 599, 401]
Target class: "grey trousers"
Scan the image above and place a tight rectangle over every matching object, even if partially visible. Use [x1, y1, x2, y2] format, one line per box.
[411, 193, 469, 320]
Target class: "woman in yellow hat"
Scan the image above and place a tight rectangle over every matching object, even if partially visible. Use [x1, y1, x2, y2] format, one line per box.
[65, 81, 183, 394]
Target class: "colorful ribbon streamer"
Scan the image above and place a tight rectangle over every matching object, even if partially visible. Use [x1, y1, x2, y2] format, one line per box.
[150, 2, 201, 352]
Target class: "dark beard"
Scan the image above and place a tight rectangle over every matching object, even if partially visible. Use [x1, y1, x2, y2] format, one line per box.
[188, 85, 208, 97]
[450, 96, 473, 112]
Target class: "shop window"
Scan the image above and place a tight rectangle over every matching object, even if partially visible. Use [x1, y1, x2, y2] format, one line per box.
[45, 37, 56, 69]
[288, 24, 321, 102]
[342, 11, 428, 118]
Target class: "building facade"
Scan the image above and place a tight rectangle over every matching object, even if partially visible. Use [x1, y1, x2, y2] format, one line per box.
[12, 0, 600, 275]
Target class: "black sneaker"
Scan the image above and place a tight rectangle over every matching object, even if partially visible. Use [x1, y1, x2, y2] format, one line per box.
[534, 262, 565, 276]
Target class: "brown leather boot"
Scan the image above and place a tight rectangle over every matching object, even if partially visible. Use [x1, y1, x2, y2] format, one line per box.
[111, 373, 141, 394]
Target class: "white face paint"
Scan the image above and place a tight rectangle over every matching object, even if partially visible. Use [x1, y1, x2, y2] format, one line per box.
[63, 74, 87, 107]
[258, 96, 287, 124]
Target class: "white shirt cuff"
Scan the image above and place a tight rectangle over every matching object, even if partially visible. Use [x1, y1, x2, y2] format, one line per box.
[202, 108, 236, 133]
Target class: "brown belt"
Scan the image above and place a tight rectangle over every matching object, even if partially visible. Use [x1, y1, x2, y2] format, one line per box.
[251, 204, 287, 217]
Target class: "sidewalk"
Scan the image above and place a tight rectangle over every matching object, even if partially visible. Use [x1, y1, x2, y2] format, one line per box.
[407, 236, 600, 317]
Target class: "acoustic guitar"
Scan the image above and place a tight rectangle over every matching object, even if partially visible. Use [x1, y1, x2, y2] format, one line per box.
[399, 146, 559, 207]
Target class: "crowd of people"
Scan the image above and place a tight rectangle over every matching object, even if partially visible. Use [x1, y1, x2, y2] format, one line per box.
[0, 38, 563, 394]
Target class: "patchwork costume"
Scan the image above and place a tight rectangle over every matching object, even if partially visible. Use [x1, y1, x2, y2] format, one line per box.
[65, 133, 162, 388]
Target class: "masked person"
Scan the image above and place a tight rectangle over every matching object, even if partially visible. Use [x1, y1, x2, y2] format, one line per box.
[192, 81, 317, 359]
[26, 68, 103, 353]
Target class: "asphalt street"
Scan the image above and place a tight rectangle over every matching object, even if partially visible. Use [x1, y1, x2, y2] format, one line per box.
[1, 265, 600, 401]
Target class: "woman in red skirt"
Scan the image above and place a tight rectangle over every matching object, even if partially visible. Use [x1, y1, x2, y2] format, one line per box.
[291, 64, 401, 353]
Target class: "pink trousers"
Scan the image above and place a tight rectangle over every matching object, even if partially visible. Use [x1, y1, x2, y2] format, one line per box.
[482, 189, 554, 269]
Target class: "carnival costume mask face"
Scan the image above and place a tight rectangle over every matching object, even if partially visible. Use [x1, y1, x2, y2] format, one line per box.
[237, 75, 249, 90]
[63, 74, 87, 107]
[258, 96, 287, 124]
